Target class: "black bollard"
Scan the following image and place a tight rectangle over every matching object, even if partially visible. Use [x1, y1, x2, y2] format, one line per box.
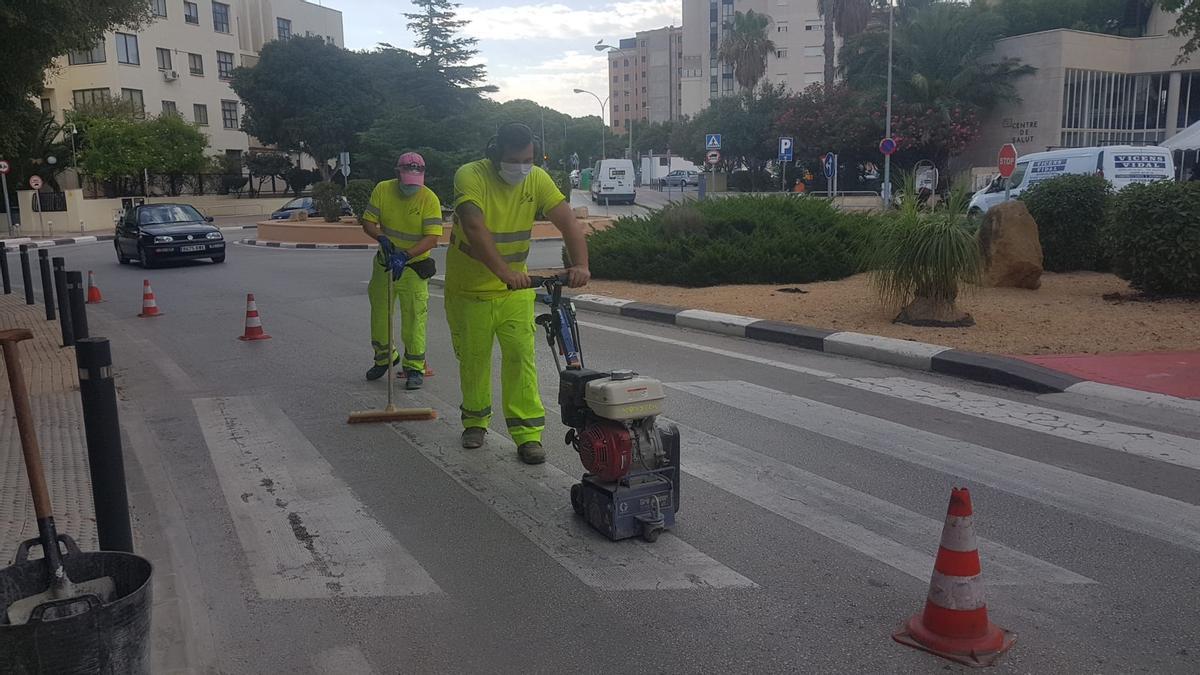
[53, 257, 74, 347]
[75, 337, 134, 553]
[19, 244, 34, 305]
[1, 247, 10, 294]
[66, 271, 89, 340]
[37, 249, 55, 321]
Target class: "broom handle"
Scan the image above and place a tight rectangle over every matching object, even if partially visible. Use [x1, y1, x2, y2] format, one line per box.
[386, 264, 395, 409]
[0, 329, 53, 520]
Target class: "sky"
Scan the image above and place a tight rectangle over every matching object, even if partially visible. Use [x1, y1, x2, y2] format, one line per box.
[326, 0, 682, 119]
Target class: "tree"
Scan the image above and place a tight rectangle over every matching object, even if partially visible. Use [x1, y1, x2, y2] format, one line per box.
[78, 112, 206, 180]
[818, 0, 873, 91]
[995, 0, 1153, 38]
[404, 0, 495, 91]
[1162, 1, 1200, 63]
[718, 10, 776, 91]
[231, 36, 377, 177]
[245, 151, 292, 193]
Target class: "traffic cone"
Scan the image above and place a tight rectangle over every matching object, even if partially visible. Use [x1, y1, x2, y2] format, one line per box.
[424, 364, 434, 377]
[86, 270, 104, 304]
[137, 280, 163, 317]
[237, 293, 271, 341]
[893, 487, 1015, 667]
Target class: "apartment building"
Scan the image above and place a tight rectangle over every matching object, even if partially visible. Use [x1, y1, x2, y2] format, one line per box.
[40, 0, 344, 160]
[681, 0, 826, 117]
[607, 26, 684, 134]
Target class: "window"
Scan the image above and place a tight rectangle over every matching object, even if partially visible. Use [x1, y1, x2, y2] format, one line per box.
[805, 46, 822, 57]
[212, 2, 230, 33]
[184, 2, 199, 24]
[152, 0, 168, 17]
[805, 21, 823, 31]
[72, 88, 110, 107]
[188, 53, 203, 75]
[623, 74, 629, 81]
[157, 48, 172, 71]
[217, 51, 234, 79]
[624, 119, 630, 129]
[776, 48, 788, 59]
[121, 88, 145, 116]
[193, 103, 209, 125]
[221, 100, 239, 129]
[116, 33, 139, 65]
[613, 75, 618, 83]
[40, 98, 52, 113]
[777, 23, 789, 33]
[624, 59, 629, 67]
[162, 100, 177, 115]
[624, 104, 630, 112]
[68, 42, 106, 65]
[277, 17, 292, 40]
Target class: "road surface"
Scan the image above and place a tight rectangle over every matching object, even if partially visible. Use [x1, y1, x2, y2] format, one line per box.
[45, 237, 1200, 673]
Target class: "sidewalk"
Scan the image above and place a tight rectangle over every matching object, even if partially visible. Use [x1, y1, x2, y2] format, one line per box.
[1018, 351, 1200, 400]
[0, 293, 98, 563]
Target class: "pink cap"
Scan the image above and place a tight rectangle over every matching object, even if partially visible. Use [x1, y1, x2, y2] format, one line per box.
[396, 152, 426, 186]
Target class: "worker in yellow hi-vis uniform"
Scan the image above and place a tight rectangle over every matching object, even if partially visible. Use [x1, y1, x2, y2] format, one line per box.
[360, 152, 444, 389]
[447, 123, 590, 464]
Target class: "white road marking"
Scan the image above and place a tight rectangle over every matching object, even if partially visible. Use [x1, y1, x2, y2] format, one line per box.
[311, 645, 375, 674]
[382, 398, 756, 591]
[833, 376, 1200, 471]
[193, 397, 441, 599]
[1064, 380, 1200, 415]
[670, 381, 1200, 553]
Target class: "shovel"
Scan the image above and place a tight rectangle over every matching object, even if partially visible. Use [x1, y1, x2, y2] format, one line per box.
[1, 328, 115, 625]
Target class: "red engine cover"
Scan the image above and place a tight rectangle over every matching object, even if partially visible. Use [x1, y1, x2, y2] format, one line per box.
[575, 420, 633, 482]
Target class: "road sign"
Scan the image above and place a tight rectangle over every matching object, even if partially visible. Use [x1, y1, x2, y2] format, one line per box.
[706, 150, 721, 165]
[28, 175, 43, 190]
[998, 143, 1018, 178]
[879, 137, 898, 156]
[778, 137, 793, 162]
[822, 153, 836, 179]
[0, 160, 9, 175]
[705, 134, 722, 150]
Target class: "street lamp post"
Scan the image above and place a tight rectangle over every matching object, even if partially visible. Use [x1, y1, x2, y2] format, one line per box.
[573, 88, 609, 160]
[882, 1, 895, 207]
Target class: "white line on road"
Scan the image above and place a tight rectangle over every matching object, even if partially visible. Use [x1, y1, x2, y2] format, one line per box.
[194, 397, 441, 599]
[311, 645, 376, 674]
[670, 381, 1200, 554]
[833, 377, 1200, 471]
[382, 398, 756, 591]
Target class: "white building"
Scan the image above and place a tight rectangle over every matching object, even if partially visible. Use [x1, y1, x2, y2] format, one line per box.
[681, 0, 828, 117]
[39, 0, 344, 162]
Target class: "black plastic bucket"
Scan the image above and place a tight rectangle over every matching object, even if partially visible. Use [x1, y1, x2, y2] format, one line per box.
[0, 535, 153, 674]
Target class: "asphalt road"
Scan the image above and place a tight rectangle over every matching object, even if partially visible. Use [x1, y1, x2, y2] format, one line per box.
[50, 236, 1200, 674]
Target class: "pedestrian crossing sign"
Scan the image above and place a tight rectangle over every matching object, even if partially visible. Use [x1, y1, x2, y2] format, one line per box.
[705, 134, 722, 150]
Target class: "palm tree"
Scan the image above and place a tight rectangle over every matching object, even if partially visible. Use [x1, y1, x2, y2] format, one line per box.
[718, 10, 776, 91]
[818, 0, 873, 91]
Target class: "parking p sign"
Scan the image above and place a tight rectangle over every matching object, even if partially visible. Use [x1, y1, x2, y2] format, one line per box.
[778, 137, 793, 162]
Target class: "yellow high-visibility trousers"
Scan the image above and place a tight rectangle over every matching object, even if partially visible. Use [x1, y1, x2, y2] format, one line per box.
[368, 258, 429, 372]
[444, 289, 545, 445]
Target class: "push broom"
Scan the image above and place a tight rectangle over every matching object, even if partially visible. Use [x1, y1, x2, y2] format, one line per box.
[348, 256, 437, 424]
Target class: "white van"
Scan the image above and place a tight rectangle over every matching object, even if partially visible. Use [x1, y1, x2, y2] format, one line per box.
[968, 145, 1175, 216]
[590, 159, 636, 205]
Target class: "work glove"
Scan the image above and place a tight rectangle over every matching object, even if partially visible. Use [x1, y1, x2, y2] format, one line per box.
[376, 235, 396, 257]
[388, 251, 410, 280]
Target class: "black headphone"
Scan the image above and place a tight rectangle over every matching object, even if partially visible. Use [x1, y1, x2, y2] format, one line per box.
[485, 122, 540, 163]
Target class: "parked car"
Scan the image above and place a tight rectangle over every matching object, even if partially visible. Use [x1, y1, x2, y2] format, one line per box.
[115, 203, 225, 267]
[968, 145, 1175, 218]
[660, 169, 699, 187]
[590, 159, 636, 205]
[270, 196, 353, 220]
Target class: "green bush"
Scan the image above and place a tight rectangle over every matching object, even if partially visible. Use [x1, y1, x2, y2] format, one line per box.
[1105, 181, 1200, 296]
[1020, 174, 1111, 271]
[311, 181, 344, 222]
[587, 195, 867, 286]
[345, 179, 374, 219]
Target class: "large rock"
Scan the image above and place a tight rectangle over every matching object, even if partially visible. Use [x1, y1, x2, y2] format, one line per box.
[978, 201, 1043, 289]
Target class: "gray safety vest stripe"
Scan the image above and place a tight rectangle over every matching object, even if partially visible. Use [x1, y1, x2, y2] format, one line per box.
[382, 226, 425, 243]
[505, 416, 546, 428]
[450, 232, 530, 264]
[460, 405, 492, 419]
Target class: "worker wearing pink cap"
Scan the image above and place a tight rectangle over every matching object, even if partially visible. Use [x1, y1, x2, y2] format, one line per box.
[360, 152, 444, 388]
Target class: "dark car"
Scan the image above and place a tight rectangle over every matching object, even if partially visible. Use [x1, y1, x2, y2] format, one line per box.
[115, 203, 225, 267]
[659, 170, 699, 187]
[270, 196, 353, 220]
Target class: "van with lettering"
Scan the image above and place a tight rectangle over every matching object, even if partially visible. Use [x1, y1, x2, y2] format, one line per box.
[968, 145, 1175, 217]
[590, 159, 636, 205]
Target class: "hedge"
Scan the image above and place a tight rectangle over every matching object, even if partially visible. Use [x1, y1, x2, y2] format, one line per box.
[1105, 181, 1200, 296]
[1020, 174, 1111, 272]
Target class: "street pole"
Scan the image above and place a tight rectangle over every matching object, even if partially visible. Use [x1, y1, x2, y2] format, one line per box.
[53, 257, 74, 347]
[882, 1, 895, 207]
[1, 173, 12, 236]
[76, 337, 134, 553]
[37, 250, 55, 321]
[66, 271, 89, 340]
[574, 89, 609, 160]
[0, 247, 10, 294]
[19, 245, 34, 305]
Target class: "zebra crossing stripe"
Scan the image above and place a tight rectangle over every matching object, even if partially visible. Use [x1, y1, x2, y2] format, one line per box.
[669, 381, 1200, 554]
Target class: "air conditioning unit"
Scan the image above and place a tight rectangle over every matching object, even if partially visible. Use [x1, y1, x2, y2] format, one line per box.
[163, 69, 179, 81]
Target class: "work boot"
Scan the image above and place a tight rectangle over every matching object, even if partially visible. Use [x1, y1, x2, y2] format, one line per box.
[517, 441, 545, 465]
[462, 427, 486, 449]
[404, 369, 424, 390]
[365, 355, 400, 381]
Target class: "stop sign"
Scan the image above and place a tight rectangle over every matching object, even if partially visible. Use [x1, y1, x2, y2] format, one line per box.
[997, 143, 1018, 178]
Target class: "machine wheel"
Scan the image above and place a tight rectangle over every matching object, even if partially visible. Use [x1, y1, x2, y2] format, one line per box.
[642, 525, 662, 543]
[570, 484, 584, 516]
[115, 242, 130, 265]
[138, 246, 156, 269]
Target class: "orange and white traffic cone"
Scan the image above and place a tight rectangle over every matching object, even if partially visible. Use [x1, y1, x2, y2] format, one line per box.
[424, 364, 434, 377]
[237, 293, 271, 341]
[137, 280, 163, 317]
[86, 270, 104, 304]
[893, 487, 1015, 667]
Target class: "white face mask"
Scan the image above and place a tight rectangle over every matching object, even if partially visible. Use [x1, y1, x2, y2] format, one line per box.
[499, 162, 533, 185]
[398, 183, 421, 197]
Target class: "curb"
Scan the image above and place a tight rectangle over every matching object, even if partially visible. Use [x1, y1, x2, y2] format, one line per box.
[428, 275, 1197, 409]
[2, 234, 115, 251]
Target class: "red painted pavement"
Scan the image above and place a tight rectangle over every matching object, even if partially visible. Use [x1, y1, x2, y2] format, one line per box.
[1016, 351, 1200, 400]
